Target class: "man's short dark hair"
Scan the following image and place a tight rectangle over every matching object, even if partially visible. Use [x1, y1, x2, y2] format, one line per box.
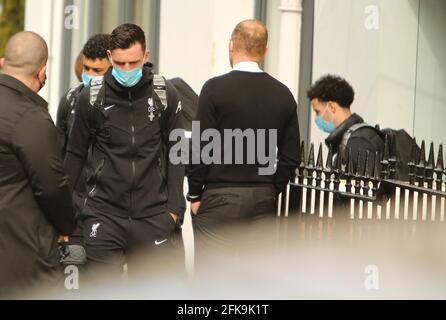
[110, 24, 146, 52]
[307, 75, 355, 108]
[82, 34, 111, 60]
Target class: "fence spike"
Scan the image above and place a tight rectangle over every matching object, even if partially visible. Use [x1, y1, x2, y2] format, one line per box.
[418, 140, 426, 166]
[364, 150, 371, 179]
[435, 143, 444, 173]
[316, 143, 324, 170]
[417, 140, 426, 186]
[297, 141, 306, 184]
[435, 143, 444, 190]
[355, 150, 363, 177]
[307, 143, 315, 169]
[299, 141, 306, 167]
[326, 144, 333, 170]
[371, 151, 381, 196]
[427, 142, 435, 168]
[346, 148, 354, 177]
[383, 134, 390, 161]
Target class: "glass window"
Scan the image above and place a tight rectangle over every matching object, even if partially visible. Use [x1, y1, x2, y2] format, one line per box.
[413, 0, 446, 146]
[62, 0, 159, 90]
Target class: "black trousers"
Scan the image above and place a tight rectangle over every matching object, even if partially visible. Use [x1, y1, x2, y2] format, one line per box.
[82, 210, 184, 282]
[192, 186, 276, 271]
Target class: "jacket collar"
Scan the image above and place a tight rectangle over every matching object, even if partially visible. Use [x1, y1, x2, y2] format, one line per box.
[0, 74, 48, 109]
[325, 113, 364, 150]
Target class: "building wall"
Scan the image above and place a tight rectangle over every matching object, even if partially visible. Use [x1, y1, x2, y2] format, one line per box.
[310, 0, 420, 151]
[25, 0, 65, 120]
[414, 0, 446, 146]
[158, 0, 255, 95]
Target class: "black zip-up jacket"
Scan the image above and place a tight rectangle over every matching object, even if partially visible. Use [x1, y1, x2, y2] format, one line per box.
[325, 113, 384, 171]
[0, 74, 75, 294]
[64, 65, 186, 220]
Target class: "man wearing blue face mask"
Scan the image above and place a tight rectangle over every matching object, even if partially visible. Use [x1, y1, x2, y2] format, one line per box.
[55, 34, 111, 270]
[57, 34, 111, 154]
[64, 24, 185, 279]
[308, 75, 384, 170]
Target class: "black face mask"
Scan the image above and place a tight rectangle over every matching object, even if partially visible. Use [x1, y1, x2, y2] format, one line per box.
[38, 74, 47, 91]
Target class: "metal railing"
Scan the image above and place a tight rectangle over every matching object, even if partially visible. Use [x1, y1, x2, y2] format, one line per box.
[278, 138, 446, 223]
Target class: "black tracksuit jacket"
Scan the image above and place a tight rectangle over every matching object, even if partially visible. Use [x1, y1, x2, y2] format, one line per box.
[64, 65, 186, 220]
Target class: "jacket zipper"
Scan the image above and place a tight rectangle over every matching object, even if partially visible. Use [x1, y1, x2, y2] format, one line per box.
[129, 89, 136, 215]
[82, 158, 105, 211]
[88, 158, 105, 197]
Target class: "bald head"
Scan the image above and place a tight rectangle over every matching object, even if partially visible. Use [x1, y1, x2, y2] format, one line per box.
[2, 31, 48, 76]
[231, 19, 268, 60]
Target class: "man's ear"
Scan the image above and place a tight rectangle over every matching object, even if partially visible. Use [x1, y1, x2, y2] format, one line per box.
[229, 39, 234, 52]
[107, 50, 113, 62]
[0, 58, 4, 68]
[327, 102, 337, 114]
[38, 64, 47, 81]
[143, 49, 150, 64]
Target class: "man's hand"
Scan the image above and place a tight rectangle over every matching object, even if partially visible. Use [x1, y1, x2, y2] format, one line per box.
[169, 212, 178, 222]
[58, 235, 69, 242]
[191, 201, 201, 215]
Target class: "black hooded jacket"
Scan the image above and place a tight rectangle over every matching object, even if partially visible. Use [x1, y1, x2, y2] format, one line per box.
[325, 113, 384, 171]
[64, 64, 186, 220]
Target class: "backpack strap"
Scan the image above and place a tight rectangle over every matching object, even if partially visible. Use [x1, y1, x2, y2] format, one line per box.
[89, 77, 105, 108]
[153, 75, 167, 111]
[88, 76, 106, 137]
[341, 123, 372, 151]
[152, 75, 169, 181]
[61, 84, 83, 133]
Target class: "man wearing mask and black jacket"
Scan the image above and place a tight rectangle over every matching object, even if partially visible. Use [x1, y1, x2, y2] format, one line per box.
[65, 24, 185, 277]
[0, 32, 75, 296]
[308, 74, 384, 170]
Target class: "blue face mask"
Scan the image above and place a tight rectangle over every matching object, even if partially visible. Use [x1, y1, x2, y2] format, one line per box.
[81, 72, 95, 87]
[112, 65, 143, 87]
[315, 105, 336, 133]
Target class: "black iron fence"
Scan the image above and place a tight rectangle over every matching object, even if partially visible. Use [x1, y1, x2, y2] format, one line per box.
[278, 138, 446, 223]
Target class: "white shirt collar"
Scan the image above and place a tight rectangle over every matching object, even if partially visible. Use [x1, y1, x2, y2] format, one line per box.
[232, 61, 263, 73]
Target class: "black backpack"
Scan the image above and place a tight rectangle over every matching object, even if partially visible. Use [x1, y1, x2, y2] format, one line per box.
[167, 77, 198, 132]
[344, 124, 420, 180]
[378, 127, 420, 180]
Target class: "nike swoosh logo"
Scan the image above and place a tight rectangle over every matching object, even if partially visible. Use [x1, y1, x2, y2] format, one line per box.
[104, 104, 116, 111]
[155, 239, 168, 246]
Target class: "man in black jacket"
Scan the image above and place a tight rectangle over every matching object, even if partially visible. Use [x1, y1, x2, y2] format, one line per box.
[187, 20, 300, 266]
[65, 24, 185, 276]
[308, 74, 384, 170]
[0, 32, 75, 296]
[56, 34, 111, 269]
[57, 34, 111, 154]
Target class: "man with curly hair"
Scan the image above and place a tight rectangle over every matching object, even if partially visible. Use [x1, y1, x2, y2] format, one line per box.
[57, 33, 111, 153]
[307, 74, 384, 170]
[55, 34, 111, 268]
